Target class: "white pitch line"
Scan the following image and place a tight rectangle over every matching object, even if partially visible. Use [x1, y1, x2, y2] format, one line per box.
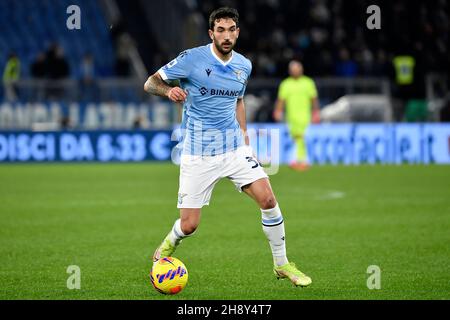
[316, 190, 346, 200]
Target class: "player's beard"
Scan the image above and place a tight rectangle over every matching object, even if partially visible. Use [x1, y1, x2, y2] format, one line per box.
[213, 38, 234, 55]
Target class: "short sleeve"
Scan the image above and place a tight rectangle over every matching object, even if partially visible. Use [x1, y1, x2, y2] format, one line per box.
[238, 63, 252, 99]
[277, 80, 288, 100]
[158, 50, 193, 82]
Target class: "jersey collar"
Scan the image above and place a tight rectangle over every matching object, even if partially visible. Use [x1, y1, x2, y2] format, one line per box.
[209, 44, 234, 66]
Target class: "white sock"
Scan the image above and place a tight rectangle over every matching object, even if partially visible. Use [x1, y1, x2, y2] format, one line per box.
[261, 204, 289, 267]
[166, 219, 188, 246]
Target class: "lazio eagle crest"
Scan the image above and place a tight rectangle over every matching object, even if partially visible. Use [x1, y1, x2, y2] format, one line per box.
[233, 69, 246, 81]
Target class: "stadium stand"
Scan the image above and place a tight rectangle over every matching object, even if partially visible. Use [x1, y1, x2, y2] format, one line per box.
[0, 0, 114, 80]
[0, 0, 448, 121]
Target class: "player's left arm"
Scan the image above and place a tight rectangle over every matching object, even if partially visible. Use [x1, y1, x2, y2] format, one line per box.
[311, 80, 321, 123]
[237, 62, 253, 146]
[312, 97, 320, 113]
[236, 97, 250, 146]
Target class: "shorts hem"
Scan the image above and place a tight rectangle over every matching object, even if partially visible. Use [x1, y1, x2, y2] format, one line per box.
[236, 174, 269, 193]
[177, 202, 210, 209]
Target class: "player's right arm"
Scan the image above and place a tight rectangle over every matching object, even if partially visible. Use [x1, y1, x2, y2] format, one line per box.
[273, 80, 287, 122]
[144, 50, 194, 103]
[273, 98, 285, 122]
[144, 72, 187, 103]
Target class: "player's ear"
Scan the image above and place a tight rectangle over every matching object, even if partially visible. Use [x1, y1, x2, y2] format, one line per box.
[208, 29, 214, 40]
[236, 27, 240, 38]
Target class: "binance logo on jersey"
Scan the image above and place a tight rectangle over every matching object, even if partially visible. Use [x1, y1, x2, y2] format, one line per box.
[210, 89, 240, 97]
[199, 87, 208, 95]
[198, 87, 240, 97]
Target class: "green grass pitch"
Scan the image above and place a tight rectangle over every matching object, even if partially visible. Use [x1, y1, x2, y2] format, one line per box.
[0, 163, 449, 300]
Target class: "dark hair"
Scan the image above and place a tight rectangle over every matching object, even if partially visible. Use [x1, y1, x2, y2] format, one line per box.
[209, 7, 239, 30]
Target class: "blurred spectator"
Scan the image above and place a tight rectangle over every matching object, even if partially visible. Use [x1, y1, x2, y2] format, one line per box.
[30, 52, 46, 78]
[393, 55, 416, 87]
[46, 44, 70, 79]
[373, 50, 392, 77]
[357, 45, 375, 75]
[335, 47, 358, 77]
[44, 44, 70, 99]
[80, 54, 95, 82]
[79, 53, 98, 102]
[2, 52, 20, 101]
[115, 32, 133, 77]
[30, 46, 71, 80]
[392, 54, 416, 120]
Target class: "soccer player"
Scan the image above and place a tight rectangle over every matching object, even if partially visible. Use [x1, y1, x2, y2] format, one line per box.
[273, 60, 320, 171]
[144, 7, 311, 287]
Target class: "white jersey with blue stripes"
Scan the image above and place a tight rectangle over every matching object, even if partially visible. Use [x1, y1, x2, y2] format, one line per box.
[158, 44, 252, 156]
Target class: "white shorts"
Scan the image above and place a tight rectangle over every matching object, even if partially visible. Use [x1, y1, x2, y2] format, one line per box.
[177, 145, 268, 208]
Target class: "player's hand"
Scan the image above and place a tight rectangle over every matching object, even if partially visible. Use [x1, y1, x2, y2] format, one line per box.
[167, 87, 187, 103]
[312, 108, 321, 124]
[273, 109, 283, 122]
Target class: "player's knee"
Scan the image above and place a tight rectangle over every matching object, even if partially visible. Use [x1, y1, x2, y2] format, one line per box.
[180, 220, 198, 235]
[260, 196, 277, 210]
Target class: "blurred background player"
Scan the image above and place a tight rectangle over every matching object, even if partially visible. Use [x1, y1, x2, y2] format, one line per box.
[273, 60, 320, 171]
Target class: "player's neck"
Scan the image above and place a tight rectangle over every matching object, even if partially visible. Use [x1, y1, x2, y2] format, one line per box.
[211, 44, 233, 63]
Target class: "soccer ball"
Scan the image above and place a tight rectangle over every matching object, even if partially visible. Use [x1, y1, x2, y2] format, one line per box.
[150, 257, 188, 295]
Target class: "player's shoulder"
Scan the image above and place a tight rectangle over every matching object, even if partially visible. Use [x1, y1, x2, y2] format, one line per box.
[176, 45, 209, 60]
[280, 76, 293, 86]
[232, 51, 252, 73]
[302, 75, 316, 86]
[190, 45, 212, 56]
